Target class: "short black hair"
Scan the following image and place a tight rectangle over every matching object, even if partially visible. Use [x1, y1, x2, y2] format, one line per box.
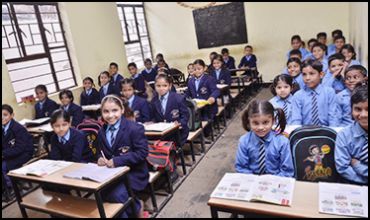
[128, 62, 137, 69]
[109, 62, 118, 68]
[221, 48, 229, 54]
[2, 104, 14, 115]
[50, 109, 71, 125]
[316, 32, 327, 39]
[302, 59, 323, 73]
[334, 35, 346, 42]
[291, 35, 302, 42]
[35, 84, 48, 93]
[289, 49, 302, 58]
[345, 65, 368, 77]
[351, 84, 368, 107]
[328, 53, 345, 66]
[59, 89, 74, 102]
[332, 29, 343, 38]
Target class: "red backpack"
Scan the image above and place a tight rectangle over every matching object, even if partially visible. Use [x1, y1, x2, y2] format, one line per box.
[146, 140, 177, 172]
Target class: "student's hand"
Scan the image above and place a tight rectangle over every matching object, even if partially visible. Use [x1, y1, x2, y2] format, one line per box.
[207, 97, 216, 105]
[97, 157, 107, 166]
[174, 121, 182, 129]
[351, 158, 359, 166]
[106, 159, 115, 168]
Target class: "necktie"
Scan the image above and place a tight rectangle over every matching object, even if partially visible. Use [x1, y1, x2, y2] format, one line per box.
[311, 91, 320, 125]
[160, 96, 166, 115]
[60, 137, 67, 144]
[257, 139, 266, 175]
[2, 126, 6, 137]
[359, 135, 368, 164]
[283, 101, 289, 120]
[109, 126, 117, 147]
[39, 102, 43, 110]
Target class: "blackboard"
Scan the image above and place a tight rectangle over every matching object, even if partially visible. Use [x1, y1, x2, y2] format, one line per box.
[193, 2, 248, 49]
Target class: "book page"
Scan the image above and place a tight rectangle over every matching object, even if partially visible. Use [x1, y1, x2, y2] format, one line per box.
[210, 173, 255, 201]
[63, 163, 126, 183]
[19, 117, 50, 126]
[9, 160, 72, 177]
[319, 182, 368, 218]
[81, 104, 101, 111]
[249, 175, 295, 206]
[144, 122, 175, 132]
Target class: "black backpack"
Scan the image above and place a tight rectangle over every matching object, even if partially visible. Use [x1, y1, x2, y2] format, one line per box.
[185, 98, 201, 132]
[289, 126, 341, 183]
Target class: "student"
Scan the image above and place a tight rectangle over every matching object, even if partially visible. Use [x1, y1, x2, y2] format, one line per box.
[128, 62, 147, 99]
[269, 75, 294, 124]
[80, 77, 100, 106]
[291, 59, 338, 126]
[49, 109, 92, 162]
[109, 62, 124, 94]
[286, 57, 305, 91]
[98, 71, 117, 102]
[156, 59, 170, 75]
[322, 53, 346, 93]
[221, 48, 236, 70]
[96, 95, 149, 218]
[151, 74, 189, 145]
[340, 44, 361, 67]
[327, 29, 343, 56]
[59, 89, 84, 127]
[328, 35, 346, 57]
[336, 65, 368, 126]
[34, 84, 59, 119]
[154, 53, 170, 71]
[207, 51, 218, 73]
[141, 58, 157, 84]
[286, 35, 309, 60]
[283, 49, 303, 74]
[335, 84, 368, 185]
[303, 38, 319, 61]
[235, 99, 294, 177]
[316, 32, 327, 45]
[210, 54, 232, 86]
[185, 63, 194, 84]
[312, 42, 329, 73]
[2, 104, 34, 196]
[120, 78, 151, 124]
[186, 59, 220, 123]
[238, 45, 257, 77]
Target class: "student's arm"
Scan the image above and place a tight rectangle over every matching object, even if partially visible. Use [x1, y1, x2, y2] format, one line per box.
[208, 77, 221, 102]
[71, 133, 85, 162]
[277, 139, 295, 177]
[178, 95, 190, 129]
[352, 160, 368, 178]
[235, 136, 253, 174]
[141, 101, 152, 123]
[2, 128, 33, 159]
[335, 132, 367, 183]
[328, 89, 340, 127]
[291, 94, 303, 125]
[112, 125, 148, 167]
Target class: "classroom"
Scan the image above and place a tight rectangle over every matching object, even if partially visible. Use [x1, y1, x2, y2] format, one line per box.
[2, 2, 368, 218]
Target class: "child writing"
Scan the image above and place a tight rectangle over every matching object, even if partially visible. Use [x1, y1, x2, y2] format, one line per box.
[291, 59, 338, 126]
[286, 57, 305, 91]
[235, 99, 294, 177]
[336, 65, 368, 126]
[141, 58, 157, 84]
[109, 62, 124, 95]
[96, 95, 149, 218]
[59, 89, 84, 127]
[335, 84, 368, 185]
[210, 54, 232, 86]
[312, 42, 329, 73]
[238, 45, 257, 78]
[269, 74, 294, 125]
[98, 71, 117, 102]
[151, 74, 189, 146]
[120, 78, 151, 124]
[34, 84, 60, 119]
[80, 77, 100, 106]
[340, 44, 361, 67]
[128, 62, 147, 99]
[322, 53, 347, 93]
[49, 109, 93, 162]
[2, 104, 34, 196]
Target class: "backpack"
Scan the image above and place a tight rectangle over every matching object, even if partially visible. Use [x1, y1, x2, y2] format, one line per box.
[76, 119, 103, 162]
[289, 126, 341, 183]
[185, 98, 201, 131]
[146, 140, 176, 172]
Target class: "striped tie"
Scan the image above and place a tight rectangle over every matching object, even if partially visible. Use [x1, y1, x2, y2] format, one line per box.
[359, 135, 368, 164]
[160, 96, 166, 115]
[283, 101, 289, 120]
[311, 91, 320, 125]
[109, 126, 117, 147]
[257, 139, 266, 175]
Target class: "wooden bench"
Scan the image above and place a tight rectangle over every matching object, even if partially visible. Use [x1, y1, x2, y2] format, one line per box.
[187, 127, 205, 159]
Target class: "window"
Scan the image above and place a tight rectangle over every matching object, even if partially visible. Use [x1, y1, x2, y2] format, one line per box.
[117, 2, 152, 68]
[2, 2, 76, 103]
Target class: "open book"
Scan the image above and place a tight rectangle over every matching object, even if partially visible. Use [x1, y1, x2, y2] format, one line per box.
[19, 117, 50, 127]
[9, 160, 72, 177]
[144, 122, 176, 132]
[319, 182, 368, 218]
[63, 163, 126, 183]
[211, 173, 295, 206]
[81, 104, 101, 111]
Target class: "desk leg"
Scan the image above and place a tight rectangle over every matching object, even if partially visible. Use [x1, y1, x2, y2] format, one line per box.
[210, 206, 219, 218]
[10, 178, 28, 218]
[94, 191, 106, 218]
[176, 130, 187, 175]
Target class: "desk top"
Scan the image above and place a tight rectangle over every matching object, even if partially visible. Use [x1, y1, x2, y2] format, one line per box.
[144, 123, 180, 137]
[27, 123, 53, 133]
[8, 162, 130, 191]
[208, 181, 353, 218]
[81, 104, 101, 111]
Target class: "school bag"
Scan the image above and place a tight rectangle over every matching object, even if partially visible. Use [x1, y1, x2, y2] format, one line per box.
[76, 119, 103, 162]
[185, 98, 201, 131]
[146, 140, 177, 172]
[289, 126, 341, 183]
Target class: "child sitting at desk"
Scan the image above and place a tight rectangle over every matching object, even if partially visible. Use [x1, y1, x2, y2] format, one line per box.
[34, 84, 59, 119]
[59, 89, 84, 127]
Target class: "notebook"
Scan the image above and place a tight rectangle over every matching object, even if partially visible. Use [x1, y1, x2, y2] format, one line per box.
[9, 160, 72, 177]
[63, 163, 126, 183]
[81, 104, 101, 111]
[144, 122, 176, 132]
[19, 117, 50, 127]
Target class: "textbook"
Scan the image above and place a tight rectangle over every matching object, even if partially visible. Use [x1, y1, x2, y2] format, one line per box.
[193, 99, 210, 108]
[319, 182, 368, 218]
[211, 173, 295, 206]
[19, 117, 50, 127]
[144, 122, 176, 132]
[63, 163, 126, 183]
[81, 104, 101, 111]
[9, 160, 72, 177]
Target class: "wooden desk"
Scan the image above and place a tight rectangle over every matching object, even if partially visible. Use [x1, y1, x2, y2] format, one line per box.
[8, 163, 135, 218]
[208, 181, 354, 218]
[26, 123, 53, 134]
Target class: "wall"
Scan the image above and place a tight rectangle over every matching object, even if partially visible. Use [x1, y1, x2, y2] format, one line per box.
[145, 2, 350, 81]
[2, 2, 126, 120]
[349, 2, 368, 68]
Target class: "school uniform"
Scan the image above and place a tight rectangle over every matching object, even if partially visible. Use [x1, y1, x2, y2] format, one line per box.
[111, 73, 124, 95]
[336, 88, 353, 127]
[223, 56, 236, 70]
[185, 74, 220, 121]
[291, 84, 339, 126]
[349, 59, 361, 67]
[322, 71, 346, 93]
[235, 130, 294, 177]
[154, 63, 170, 71]
[210, 68, 232, 86]
[35, 98, 60, 119]
[319, 58, 329, 74]
[238, 54, 257, 76]
[80, 88, 100, 106]
[269, 94, 294, 125]
[97, 117, 149, 217]
[327, 44, 336, 57]
[62, 103, 85, 127]
[49, 128, 92, 163]
[141, 68, 157, 83]
[303, 52, 314, 61]
[99, 82, 117, 102]
[132, 73, 147, 99]
[151, 92, 190, 146]
[2, 119, 34, 188]
[286, 48, 310, 60]
[282, 72, 305, 91]
[335, 122, 368, 185]
[128, 95, 151, 124]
